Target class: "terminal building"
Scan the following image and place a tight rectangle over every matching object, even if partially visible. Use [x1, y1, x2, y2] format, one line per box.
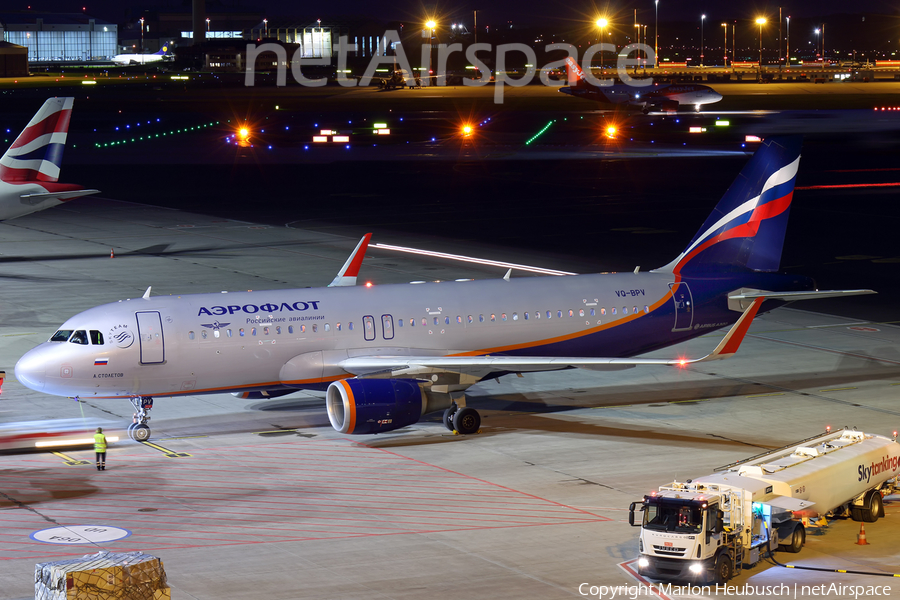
[0, 12, 117, 62]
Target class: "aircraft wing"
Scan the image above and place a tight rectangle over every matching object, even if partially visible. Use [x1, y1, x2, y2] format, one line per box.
[339, 297, 764, 378]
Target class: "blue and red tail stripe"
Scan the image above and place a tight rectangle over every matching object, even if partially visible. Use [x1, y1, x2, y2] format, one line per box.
[659, 136, 802, 275]
[0, 98, 74, 183]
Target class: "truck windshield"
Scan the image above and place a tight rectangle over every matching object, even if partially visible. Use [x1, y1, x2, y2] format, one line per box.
[643, 498, 704, 534]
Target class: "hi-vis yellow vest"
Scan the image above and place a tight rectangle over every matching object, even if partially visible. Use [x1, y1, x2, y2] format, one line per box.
[94, 433, 107, 452]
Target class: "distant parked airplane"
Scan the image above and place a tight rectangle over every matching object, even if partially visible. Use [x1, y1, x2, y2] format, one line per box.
[559, 57, 723, 112]
[112, 46, 169, 66]
[0, 98, 98, 221]
[15, 137, 872, 441]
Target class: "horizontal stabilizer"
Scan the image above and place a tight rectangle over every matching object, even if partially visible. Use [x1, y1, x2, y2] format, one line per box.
[728, 288, 876, 312]
[20, 189, 100, 203]
[338, 298, 764, 376]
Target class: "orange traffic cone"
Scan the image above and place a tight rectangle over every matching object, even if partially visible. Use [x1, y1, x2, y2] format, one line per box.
[856, 523, 870, 545]
[110, 248, 115, 258]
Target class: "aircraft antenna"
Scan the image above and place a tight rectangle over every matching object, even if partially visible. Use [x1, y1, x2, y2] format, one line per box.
[142, 286, 152, 299]
[503, 269, 512, 281]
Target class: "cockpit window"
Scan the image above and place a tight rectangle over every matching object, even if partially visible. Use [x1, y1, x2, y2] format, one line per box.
[69, 330, 88, 345]
[89, 330, 104, 345]
[50, 330, 73, 342]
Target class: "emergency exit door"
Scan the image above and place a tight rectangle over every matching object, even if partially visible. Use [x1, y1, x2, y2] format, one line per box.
[668, 282, 694, 332]
[135, 311, 165, 364]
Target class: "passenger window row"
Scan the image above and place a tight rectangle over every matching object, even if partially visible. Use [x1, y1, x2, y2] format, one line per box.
[396, 306, 651, 327]
[184, 303, 653, 341]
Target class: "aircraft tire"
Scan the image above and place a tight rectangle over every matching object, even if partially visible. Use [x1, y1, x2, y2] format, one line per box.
[452, 407, 481, 435]
[131, 423, 151, 442]
[442, 406, 457, 431]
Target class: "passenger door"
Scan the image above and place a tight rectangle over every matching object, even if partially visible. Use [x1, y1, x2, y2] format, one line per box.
[135, 311, 165, 364]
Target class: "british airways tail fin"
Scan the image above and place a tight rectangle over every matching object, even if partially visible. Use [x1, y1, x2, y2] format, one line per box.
[0, 97, 74, 183]
[656, 136, 802, 275]
[0, 98, 98, 220]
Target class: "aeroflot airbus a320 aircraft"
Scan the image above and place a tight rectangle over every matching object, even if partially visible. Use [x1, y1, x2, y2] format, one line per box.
[0, 97, 98, 220]
[16, 137, 872, 441]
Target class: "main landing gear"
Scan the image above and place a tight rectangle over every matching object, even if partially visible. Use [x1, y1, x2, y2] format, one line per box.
[442, 402, 482, 435]
[128, 396, 153, 442]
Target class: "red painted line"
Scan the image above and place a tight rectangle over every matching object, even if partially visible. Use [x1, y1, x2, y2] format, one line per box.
[796, 182, 900, 190]
[348, 440, 609, 520]
[618, 559, 673, 600]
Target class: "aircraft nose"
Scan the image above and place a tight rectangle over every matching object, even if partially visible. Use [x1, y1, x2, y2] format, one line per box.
[15, 348, 46, 391]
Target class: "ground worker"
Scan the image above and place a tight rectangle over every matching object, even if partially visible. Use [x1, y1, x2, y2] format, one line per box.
[94, 427, 107, 471]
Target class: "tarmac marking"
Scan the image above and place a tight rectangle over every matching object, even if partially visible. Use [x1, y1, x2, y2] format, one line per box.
[746, 393, 785, 398]
[819, 387, 857, 392]
[138, 440, 191, 458]
[253, 429, 297, 434]
[748, 334, 900, 366]
[50, 451, 90, 466]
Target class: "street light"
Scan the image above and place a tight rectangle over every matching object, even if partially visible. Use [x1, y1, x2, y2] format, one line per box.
[205, 17, 210, 33]
[786, 16, 790, 67]
[815, 27, 820, 66]
[721, 23, 728, 67]
[596, 18, 608, 68]
[700, 14, 705, 67]
[425, 19, 436, 76]
[263, 18, 268, 37]
[756, 17, 767, 79]
[654, 0, 659, 67]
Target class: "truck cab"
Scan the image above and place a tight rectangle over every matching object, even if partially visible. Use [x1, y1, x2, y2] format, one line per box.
[630, 478, 788, 584]
[631, 492, 730, 583]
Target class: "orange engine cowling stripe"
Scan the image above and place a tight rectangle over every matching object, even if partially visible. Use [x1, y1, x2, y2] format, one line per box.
[340, 380, 357, 433]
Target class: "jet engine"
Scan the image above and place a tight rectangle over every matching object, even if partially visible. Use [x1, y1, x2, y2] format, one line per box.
[326, 379, 428, 434]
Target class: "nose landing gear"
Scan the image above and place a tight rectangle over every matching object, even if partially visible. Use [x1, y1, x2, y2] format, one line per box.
[128, 396, 153, 441]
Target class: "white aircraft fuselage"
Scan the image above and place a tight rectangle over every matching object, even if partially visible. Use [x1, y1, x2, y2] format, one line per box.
[14, 137, 872, 439]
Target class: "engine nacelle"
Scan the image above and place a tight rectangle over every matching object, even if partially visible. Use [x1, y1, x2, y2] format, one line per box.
[326, 378, 427, 434]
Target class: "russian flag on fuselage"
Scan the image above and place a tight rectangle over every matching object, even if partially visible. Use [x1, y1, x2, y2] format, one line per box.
[0, 98, 73, 183]
[661, 136, 802, 275]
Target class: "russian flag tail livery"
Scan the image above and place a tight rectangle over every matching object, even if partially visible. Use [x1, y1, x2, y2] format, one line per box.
[0, 97, 74, 183]
[565, 57, 585, 86]
[659, 136, 802, 276]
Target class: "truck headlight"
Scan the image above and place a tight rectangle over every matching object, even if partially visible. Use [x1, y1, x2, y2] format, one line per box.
[638, 557, 649, 568]
[689, 563, 703, 574]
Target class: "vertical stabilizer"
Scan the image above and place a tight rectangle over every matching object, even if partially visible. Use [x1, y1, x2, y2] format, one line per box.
[657, 136, 802, 275]
[0, 98, 74, 183]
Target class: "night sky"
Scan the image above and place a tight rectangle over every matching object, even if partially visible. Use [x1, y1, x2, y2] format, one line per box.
[14, 0, 900, 28]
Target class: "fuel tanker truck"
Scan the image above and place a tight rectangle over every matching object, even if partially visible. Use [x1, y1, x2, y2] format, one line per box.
[628, 429, 900, 584]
